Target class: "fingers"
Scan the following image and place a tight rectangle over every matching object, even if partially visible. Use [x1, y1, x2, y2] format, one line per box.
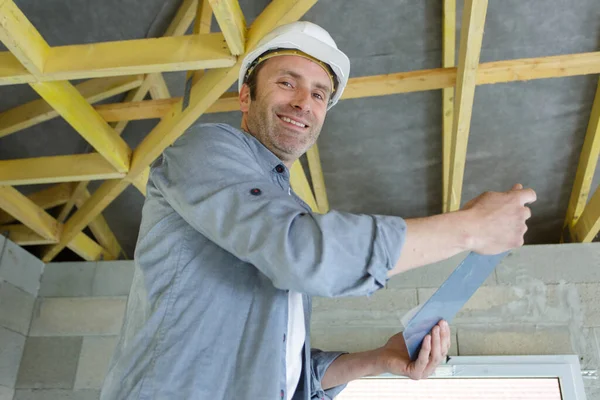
[523, 206, 532, 220]
[519, 188, 537, 205]
[509, 184, 537, 205]
[422, 326, 442, 378]
[439, 320, 451, 356]
[411, 322, 452, 380]
[412, 335, 431, 379]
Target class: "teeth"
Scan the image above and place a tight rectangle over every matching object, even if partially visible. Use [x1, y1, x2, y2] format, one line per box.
[281, 116, 306, 128]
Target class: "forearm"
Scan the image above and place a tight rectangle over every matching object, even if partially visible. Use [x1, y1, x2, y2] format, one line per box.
[321, 349, 386, 390]
[389, 210, 475, 277]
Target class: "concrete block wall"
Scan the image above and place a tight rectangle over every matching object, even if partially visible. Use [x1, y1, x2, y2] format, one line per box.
[1, 241, 599, 399]
[0, 236, 43, 400]
[311, 243, 600, 399]
[12, 260, 132, 400]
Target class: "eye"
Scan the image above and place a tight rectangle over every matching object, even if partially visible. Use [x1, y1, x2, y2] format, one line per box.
[313, 92, 324, 101]
[279, 81, 293, 88]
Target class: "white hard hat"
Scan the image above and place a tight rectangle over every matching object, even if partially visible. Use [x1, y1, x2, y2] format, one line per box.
[239, 21, 350, 110]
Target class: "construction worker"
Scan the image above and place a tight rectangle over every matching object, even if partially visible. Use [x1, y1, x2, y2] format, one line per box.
[101, 21, 536, 400]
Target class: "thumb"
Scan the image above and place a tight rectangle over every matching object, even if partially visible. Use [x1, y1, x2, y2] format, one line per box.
[511, 183, 523, 191]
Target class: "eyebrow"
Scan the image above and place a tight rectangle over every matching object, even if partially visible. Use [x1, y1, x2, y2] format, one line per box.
[278, 69, 332, 95]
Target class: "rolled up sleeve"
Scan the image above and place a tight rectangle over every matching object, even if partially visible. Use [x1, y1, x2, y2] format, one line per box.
[309, 349, 348, 399]
[150, 125, 407, 297]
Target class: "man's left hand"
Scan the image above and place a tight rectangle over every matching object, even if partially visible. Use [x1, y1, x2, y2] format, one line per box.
[378, 320, 451, 380]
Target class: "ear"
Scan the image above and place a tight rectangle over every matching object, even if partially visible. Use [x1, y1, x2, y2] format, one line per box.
[239, 83, 251, 113]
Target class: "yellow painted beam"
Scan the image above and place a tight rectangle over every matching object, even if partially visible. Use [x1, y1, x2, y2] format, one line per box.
[148, 73, 171, 100]
[0, 75, 144, 138]
[114, 0, 199, 132]
[96, 98, 180, 122]
[186, 0, 214, 91]
[306, 145, 329, 213]
[442, 0, 455, 213]
[572, 185, 600, 243]
[208, 0, 246, 55]
[0, 182, 75, 225]
[44, 33, 234, 81]
[40, 0, 319, 263]
[145, 52, 597, 115]
[75, 190, 124, 259]
[197, 0, 214, 34]
[111, 75, 155, 135]
[41, 179, 131, 262]
[57, 182, 88, 223]
[0, 52, 33, 85]
[477, 52, 600, 84]
[0, 153, 125, 186]
[446, 0, 488, 212]
[0, 33, 235, 84]
[0, 186, 60, 241]
[290, 161, 318, 212]
[0, 223, 112, 261]
[131, 167, 150, 197]
[563, 78, 600, 234]
[30, 80, 132, 172]
[164, 0, 199, 36]
[0, 224, 55, 245]
[69, 230, 116, 261]
[0, 0, 49, 77]
[94, 93, 238, 121]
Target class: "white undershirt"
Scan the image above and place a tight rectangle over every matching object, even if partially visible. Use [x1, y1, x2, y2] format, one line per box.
[286, 290, 305, 400]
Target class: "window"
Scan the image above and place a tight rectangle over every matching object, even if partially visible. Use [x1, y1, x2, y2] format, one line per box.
[338, 355, 586, 400]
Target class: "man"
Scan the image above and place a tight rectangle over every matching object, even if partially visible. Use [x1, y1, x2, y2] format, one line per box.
[101, 21, 535, 400]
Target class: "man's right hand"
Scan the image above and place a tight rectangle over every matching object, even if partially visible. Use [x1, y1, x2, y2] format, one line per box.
[461, 184, 537, 255]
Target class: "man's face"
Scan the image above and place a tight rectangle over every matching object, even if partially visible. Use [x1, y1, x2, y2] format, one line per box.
[240, 55, 332, 166]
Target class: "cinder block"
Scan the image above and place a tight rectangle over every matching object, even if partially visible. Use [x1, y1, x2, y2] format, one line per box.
[0, 281, 35, 335]
[457, 325, 573, 356]
[29, 298, 126, 337]
[311, 289, 417, 325]
[0, 327, 26, 388]
[418, 286, 524, 323]
[419, 282, 579, 325]
[496, 243, 600, 284]
[74, 336, 118, 389]
[585, 382, 600, 400]
[16, 336, 82, 389]
[39, 263, 95, 298]
[13, 389, 100, 400]
[575, 328, 600, 371]
[577, 283, 600, 326]
[595, 328, 600, 362]
[0, 385, 14, 400]
[92, 261, 134, 297]
[387, 252, 497, 289]
[0, 239, 44, 296]
[311, 324, 459, 358]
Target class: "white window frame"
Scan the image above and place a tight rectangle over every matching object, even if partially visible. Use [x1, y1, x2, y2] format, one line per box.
[358, 355, 587, 400]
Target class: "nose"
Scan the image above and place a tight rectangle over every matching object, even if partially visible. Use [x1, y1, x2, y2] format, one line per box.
[290, 87, 311, 112]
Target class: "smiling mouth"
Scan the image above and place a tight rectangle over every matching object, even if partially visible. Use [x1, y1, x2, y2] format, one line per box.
[278, 115, 309, 129]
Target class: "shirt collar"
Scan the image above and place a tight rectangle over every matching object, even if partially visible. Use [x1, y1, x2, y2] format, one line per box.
[237, 127, 290, 176]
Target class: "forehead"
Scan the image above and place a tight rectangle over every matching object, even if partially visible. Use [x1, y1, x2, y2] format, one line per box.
[259, 55, 331, 90]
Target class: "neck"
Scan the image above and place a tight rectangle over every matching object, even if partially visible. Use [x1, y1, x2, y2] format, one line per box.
[240, 119, 296, 169]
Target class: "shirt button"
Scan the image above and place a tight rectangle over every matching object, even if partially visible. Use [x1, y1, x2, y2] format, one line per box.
[283, 333, 286, 342]
[275, 164, 285, 173]
[250, 188, 262, 196]
[280, 389, 284, 399]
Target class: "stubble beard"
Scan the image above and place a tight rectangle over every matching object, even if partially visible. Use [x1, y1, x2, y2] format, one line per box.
[247, 102, 321, 163]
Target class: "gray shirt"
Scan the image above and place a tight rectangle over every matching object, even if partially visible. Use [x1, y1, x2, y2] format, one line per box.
[100, 123, 407, 400]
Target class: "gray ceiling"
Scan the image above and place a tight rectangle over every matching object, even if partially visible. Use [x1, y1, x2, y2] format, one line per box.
[1, 0, 599, 260]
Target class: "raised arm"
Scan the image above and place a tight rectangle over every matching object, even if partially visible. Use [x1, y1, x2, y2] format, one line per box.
[389, 183, 536, 277]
